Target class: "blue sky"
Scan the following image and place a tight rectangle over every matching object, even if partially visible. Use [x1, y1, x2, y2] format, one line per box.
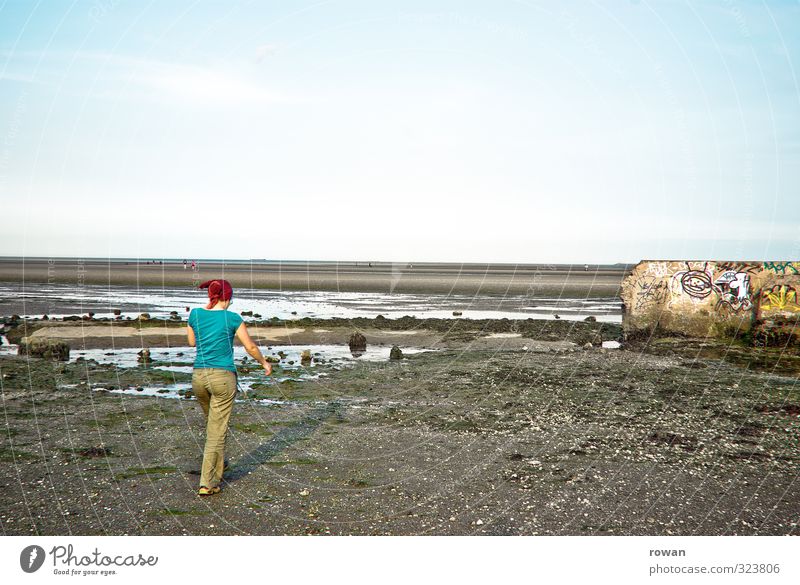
[0, 0, 798, 263]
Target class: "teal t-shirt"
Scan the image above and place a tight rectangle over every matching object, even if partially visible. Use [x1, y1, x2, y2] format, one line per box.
[188, 308, 244, 373]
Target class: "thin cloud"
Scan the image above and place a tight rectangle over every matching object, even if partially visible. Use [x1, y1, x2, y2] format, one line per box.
[2, 49, 303, 106]
[131, 61, 289, 106]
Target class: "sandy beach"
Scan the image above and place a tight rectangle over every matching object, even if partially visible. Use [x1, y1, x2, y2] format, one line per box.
[0, 258, 630, 297]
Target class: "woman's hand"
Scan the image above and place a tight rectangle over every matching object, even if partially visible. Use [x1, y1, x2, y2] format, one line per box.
[262, 361, 272, 376]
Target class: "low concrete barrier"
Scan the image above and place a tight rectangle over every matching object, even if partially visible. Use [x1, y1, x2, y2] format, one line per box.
[621, 261, 800, 344]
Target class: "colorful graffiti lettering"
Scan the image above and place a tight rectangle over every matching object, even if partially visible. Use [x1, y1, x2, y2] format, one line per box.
[760, 285, 800, 313]
[763, 262, 799, 275]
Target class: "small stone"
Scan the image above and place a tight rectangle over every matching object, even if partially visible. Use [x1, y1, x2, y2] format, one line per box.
[389, 345, 403, 360]
[476, 519, 484, 525]
[299, 489, 310, 497]
[583, 342, 593, 350]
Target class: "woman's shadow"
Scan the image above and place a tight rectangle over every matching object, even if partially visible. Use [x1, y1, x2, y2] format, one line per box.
[221, 401, 344, 483]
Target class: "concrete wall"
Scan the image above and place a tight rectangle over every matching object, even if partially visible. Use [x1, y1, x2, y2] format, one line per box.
[621, 261, 800, 343]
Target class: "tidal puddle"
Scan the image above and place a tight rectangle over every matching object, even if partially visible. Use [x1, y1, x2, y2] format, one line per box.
[69, 344, 433, 403]
[1, 282, 622, 323]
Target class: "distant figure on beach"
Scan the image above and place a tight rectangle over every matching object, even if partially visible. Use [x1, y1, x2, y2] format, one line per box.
[187, 279, 272, 496]
[191, 260, 196, 270]
[183, 259, 187, 270]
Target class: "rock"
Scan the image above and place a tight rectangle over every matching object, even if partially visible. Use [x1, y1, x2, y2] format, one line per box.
[584, 315, 597, 322]
[300, 350, 312, 365]
[583, 342, 593, 350]
[389, 345, 403, 360]
[253, 313, 261, 318]
[553, 314, 560, 319]
[277, 350, 287, 360]
[349, 331, 367, 355]
[241, 311, 253, 317]
[113, 309, 121, 316]
[138, 313, 151, 321]
[265, 356, 280, 364]
[88, 312, 95, 318]
[453, 311, 463, 317]
[169, 311, 180, 320]
[291, 311, 297, 315]
[63, 315, 80, 321]
[42, 314, 49, 320]
[18, 338, 70, 361]
[137, 349, 151, 364]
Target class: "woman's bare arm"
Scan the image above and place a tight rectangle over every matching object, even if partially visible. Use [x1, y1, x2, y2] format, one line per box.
[236, 322, 271, 375]
[187, 326, 196, 347]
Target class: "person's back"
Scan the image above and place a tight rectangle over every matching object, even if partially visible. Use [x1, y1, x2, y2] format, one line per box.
[186, 279, 271, 496]
[188, 308, 243, 372]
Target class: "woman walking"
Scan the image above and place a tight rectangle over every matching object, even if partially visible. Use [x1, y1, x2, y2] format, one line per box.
[187, 279, 271, 495]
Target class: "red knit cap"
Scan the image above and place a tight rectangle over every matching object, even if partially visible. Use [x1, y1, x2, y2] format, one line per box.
[199, 279, 233, 309]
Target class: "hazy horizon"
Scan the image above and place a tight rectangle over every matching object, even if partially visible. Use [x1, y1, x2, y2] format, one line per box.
[2, 1, 798, 263]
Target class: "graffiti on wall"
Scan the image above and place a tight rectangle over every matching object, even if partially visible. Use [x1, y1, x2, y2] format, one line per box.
[763, 262, 799, 275]
[760, 285, 800, 313]
[623, 260, 800, 338]
[634, 278, 669, 310]
[714, 270, 752, 313]
[672, 262, 752, 314]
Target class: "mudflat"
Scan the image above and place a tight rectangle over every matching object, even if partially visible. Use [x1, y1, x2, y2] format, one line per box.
[0, 258, 629, 296]
[1, 316, 797, 536]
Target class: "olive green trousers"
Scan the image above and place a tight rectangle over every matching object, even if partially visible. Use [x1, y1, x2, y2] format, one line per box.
[192, 368, 236, 489]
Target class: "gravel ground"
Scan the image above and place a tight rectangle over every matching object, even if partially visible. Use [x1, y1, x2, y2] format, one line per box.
[1, 326, 798, 536]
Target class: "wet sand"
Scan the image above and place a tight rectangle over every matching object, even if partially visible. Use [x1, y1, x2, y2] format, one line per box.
[3, 267, 795, 536]
[1, 332, 797, 536]
[0, 258, 630, 297]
